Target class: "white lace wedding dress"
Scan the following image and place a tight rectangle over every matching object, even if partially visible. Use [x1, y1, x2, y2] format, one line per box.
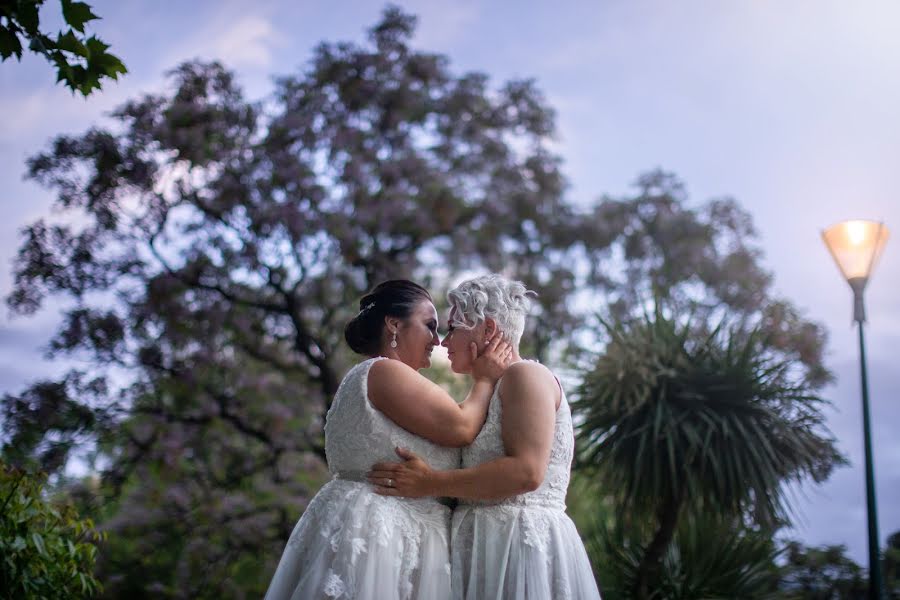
[451, 367, 602, 599]
[264, 357, 460, 600]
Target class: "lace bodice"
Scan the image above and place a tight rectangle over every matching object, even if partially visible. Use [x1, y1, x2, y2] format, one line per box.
[324, 357, 461, 477]
[460, 363, 573, 511]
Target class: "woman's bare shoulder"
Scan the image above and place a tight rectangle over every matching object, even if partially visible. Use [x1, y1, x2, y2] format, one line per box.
[500, 360, 558, 397]
[368, 357, 415, 380]
[367, 358, 427, 393]
[504, 360, 555, 381]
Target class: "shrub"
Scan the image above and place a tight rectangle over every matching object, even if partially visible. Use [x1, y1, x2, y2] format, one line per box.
[0, 461, 104, 599]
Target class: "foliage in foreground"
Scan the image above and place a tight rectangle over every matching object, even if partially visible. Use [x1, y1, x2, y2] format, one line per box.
[0, 0, 126, 95]
[0, 460, 104, 599]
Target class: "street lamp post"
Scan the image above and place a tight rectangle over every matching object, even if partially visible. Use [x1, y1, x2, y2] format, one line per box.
[822, 219, 890, 600]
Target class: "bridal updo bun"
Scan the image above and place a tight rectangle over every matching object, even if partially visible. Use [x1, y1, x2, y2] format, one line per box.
[447, 274, 535, 348]
[344, 280, 433, 355]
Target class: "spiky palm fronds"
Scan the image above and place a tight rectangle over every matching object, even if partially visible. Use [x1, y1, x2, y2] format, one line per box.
[574, 310, 842, 527]
[572, 309, 844, 596]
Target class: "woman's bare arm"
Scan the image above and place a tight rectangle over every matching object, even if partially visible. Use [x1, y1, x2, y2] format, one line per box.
[369, 361, 560, 498]
[366, 336, 511, 447]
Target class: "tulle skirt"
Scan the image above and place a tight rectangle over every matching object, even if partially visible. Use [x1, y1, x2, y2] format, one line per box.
[451, 503, 602, 600]
[264, 479, 452, 600]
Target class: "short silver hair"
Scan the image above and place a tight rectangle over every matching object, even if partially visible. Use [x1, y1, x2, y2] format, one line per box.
[447, 274, 535, 348]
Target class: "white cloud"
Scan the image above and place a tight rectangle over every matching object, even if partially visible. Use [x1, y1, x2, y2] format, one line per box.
[164, 14, 286, 71]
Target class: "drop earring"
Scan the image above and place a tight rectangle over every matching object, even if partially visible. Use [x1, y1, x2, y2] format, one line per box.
[391, 331, 398, 349]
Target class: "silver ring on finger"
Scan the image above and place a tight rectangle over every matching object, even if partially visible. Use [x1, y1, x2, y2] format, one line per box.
[387, 478, 394, 488]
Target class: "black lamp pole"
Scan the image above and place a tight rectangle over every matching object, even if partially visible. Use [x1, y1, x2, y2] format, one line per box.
[850, 277, 883, 600]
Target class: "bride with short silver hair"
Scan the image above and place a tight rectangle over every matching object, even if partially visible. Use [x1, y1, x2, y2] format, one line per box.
[370, 274, 603, 599]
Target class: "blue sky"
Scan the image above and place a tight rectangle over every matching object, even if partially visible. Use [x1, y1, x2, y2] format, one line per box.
[2, 0, 898, 563]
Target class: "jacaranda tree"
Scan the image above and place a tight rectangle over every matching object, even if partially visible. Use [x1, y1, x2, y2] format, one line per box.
[2, 7, 580, 596]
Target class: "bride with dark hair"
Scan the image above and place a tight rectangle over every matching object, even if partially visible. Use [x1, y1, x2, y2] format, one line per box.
[264, 280, 512, 600]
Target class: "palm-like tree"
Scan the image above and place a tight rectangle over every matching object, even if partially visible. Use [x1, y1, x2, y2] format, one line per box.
[585, 512, 781, 599]
[572, 309, 843, 599]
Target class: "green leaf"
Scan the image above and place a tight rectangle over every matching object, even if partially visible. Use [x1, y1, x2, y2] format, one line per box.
[0, 26, 25, 60]
[61, 0, 100, 33]
[101, 54, 127, 78]
[31, 532, 47, 556]
[53, 55, 74, 84]
[56, 30, 88, 56]
[90, 50, 124, 77]
[15, 2, 41, 34]
[28, 34, 48, 54]
[83, 34, 109, 57]
[89, 54, 127, 82]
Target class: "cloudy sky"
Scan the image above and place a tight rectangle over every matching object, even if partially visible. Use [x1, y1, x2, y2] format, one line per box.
[2, 0, 898, 563]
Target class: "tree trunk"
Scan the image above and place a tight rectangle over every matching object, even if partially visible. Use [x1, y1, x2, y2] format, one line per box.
[632, 491, 684, 600]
